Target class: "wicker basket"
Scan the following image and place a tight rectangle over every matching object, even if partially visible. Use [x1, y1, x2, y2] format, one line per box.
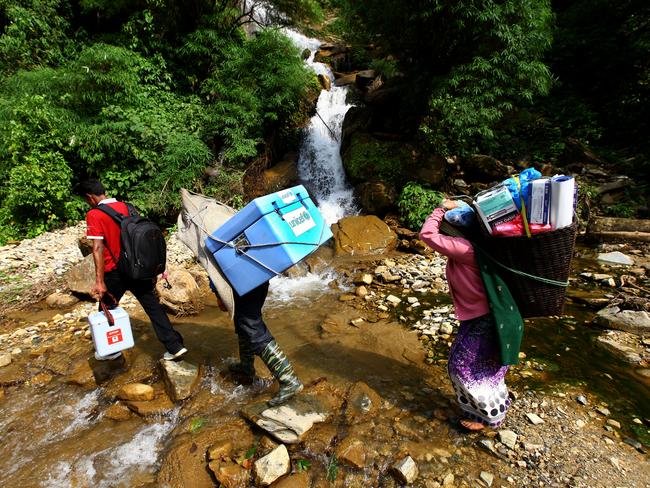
[477, 222, 578, 318]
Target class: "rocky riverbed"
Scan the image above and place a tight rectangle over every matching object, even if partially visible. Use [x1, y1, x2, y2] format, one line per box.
[0, 221, 649, 487]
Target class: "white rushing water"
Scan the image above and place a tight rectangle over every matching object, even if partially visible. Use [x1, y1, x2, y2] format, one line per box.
[282, 29, 359, 225]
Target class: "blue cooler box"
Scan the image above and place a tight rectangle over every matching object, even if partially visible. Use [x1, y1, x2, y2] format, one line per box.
[205, 185, 333, 296]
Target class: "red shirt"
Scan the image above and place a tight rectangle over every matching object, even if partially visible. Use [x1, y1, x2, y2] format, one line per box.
[86, 199, 129, 273]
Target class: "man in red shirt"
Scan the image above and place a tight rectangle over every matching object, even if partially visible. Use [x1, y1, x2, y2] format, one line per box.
[79, 179, 186, 361]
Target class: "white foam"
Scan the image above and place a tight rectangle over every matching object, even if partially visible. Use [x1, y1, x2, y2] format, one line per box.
[269, 271, 335, 303]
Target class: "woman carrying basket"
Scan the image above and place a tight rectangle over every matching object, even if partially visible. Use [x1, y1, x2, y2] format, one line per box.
[420, 199, 512, 430]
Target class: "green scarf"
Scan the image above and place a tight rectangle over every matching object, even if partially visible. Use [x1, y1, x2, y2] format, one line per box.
[474, 246, 524, 366]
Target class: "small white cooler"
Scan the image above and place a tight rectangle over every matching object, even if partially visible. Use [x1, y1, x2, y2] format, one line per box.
[88, 306, 134, 357]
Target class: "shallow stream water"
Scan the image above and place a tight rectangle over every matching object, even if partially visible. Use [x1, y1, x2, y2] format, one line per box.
[0, 260, 648, 486]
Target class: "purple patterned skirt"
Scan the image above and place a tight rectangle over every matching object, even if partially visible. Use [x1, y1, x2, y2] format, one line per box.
[448, 314, 510, 427]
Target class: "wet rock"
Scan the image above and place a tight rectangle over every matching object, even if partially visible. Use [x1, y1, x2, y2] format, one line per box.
[253, 444, 290, 486]
[0, 363, 27, 386]
[160, 359, 201, 402]
[596, 406, 611, 416]
[272, 471, 310, 488]
[392, 456, 418, 484]
[386, 295, 402, 306]
[596, 331, 645, 364]
[208, 441, 234, 461]
[576, 395, 588, 405]
[126, 391, 175, 417]
[597, 251, 634, 266]
[345, 381, 383, 424]
[300, 422, 337, 453]
[64, 254, 96, 297]
[0, 353, 11, 368]
[105, 402, 133, 421]
[45, 292, 79, 309]
[208, 461, 249, 488]
[65, 359, 97, 388]
[355, 286, 368, 298]
[336, 437, 371, 468]
[105, 352, 156, 396]
[31, 372, 53, 387]
[331, 216, 398, 256]
[44, 351, 74, 375]
[158, 419, 253, 488]
[594, 307, 650, 336]
[156, 266, 204, 316]
[117, 383, 155, 402]
[242, 394, 332, 444]
[526, 413, 545, 425]
[607, 419, 621, 429]
[498, 430, 518, 449]
[317, 73, 331, 91]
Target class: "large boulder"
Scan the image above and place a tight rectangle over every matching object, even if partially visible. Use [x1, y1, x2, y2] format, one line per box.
[156, 266, 204, 316]
[261, 153, 299, 194]
[461, 154, 512, 183]
[414, 153, 446, 187]
[332, 216, 398, 256]
[65, 254, 95, 297]
[594, 307, 650, 337]
[356, 181, 397, 216]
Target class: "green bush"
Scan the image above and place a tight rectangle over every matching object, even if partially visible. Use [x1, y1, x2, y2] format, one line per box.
[397, 182, 444, 231]
[2, 150, 79, 237]
[343, 133, 413, 185]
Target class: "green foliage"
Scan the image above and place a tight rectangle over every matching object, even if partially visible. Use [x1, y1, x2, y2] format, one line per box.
[201, 29, 315, 166]
[398, 183, 444, 231]
[369, 58, 399, 80]
[188, 417, 207, 433]
[325, 454, 338, 482]
[1, 150, 80, 237]
[0, 0, 72, 75]
[343, 133, 412, 185]
[295, 459, 311, 472]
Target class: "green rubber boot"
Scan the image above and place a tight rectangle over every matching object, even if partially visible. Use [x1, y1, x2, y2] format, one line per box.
[228, 335, 256, 381]
[259, 340, 303, 406]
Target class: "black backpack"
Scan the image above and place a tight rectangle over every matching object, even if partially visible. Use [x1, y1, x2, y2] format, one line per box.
[96, 203, 167, 280]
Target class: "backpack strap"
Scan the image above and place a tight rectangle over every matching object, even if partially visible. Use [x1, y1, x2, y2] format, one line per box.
[125, 202, 139, 217]
[95, 204, 126, 225]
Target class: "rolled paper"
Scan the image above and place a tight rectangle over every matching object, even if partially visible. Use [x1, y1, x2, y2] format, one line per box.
[550, 175, 575, 229]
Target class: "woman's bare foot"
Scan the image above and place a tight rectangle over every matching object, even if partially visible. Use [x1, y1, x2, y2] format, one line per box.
[460, 419, 485, 431]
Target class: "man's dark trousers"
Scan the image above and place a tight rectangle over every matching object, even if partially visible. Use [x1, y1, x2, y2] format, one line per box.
[233, 281, 273, 354]
[102, 270, 184, 354]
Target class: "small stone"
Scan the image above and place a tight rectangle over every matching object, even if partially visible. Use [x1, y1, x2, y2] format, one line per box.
[117, 383, 155, 402]
[392, 456, 418, 484]
[623, 437, 645, 453]
[208, 441, 233, 461]
[606, 419, 621, 429]
[442, 473, 454, 487]
[407, 297, 419, 304]
[526, 413, 545, 425]
[517, 460, 527, 468]
[479, 471, 494, 487]
[0, 353, 12, 368]
[350, 318, 365, 327]
[576, 419, 586, 428]
[160, 359, 200, 402]
[386, 295, 402, 306]
[105, 402, 133, 421]
[596, 406, 611, 417]
[253, 444, 290, 486]
[576, 395, 588, 405]
[355, 286, 368, 298]
[360, 273, 373, 285]
[498, 430, 518, 449]
[339, 294, 356, 302]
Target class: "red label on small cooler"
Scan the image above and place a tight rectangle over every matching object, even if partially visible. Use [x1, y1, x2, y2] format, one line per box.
[106, 329, 123, 344]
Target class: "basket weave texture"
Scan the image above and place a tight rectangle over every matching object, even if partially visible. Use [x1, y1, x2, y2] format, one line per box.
[477, 222, 577, 318]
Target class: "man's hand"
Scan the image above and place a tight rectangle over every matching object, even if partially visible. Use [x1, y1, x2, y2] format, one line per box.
[91, 281, 107, 301]
[441, 198, 459, 210]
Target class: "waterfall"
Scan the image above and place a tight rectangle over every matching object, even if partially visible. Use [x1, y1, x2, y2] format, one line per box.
[282, 30, 359, 225]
